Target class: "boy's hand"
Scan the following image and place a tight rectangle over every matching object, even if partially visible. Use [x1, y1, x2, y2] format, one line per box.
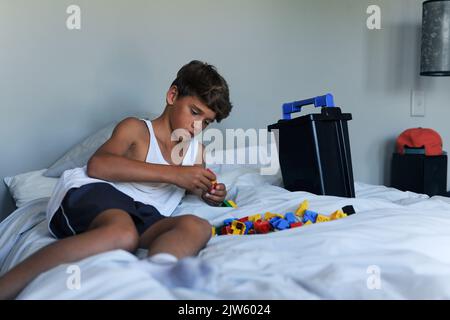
[173, 166, 216, 195]
[202, 183, 227, 206]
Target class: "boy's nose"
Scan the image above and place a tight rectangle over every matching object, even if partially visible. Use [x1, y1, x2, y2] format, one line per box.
[192, 120, 203, 131]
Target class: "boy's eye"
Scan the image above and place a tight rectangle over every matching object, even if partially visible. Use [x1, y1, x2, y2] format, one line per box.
[191, 109, 199, 115]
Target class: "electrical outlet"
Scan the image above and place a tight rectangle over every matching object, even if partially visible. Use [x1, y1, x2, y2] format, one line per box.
[411, 90, 425, 117]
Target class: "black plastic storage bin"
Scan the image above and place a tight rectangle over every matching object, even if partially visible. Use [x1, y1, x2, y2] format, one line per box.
[268, 94, 355, 198]
[391, 153, 447, 196]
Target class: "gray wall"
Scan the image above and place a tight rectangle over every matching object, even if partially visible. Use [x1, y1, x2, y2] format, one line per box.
[2, 0, 450, 221]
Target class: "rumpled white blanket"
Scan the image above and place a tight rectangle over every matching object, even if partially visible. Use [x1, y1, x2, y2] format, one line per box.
[2, 166, 450, 299]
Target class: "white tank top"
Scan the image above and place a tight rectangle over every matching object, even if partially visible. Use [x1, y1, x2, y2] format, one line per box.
[46, 119, 199, 229]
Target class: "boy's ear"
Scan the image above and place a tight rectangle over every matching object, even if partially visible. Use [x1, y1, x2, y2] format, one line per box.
[166, 85, 178, 106]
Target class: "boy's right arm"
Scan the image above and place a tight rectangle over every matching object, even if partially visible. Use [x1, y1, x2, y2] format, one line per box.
[87, 117, 215, 194]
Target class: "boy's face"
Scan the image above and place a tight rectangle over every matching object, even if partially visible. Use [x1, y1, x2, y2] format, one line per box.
[166, 86, 216, 138]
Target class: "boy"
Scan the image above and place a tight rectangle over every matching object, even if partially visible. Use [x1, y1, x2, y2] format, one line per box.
[0, 60, 233, 299]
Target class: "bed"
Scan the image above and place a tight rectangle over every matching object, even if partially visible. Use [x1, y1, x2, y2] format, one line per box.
[2, 161, 450, 300]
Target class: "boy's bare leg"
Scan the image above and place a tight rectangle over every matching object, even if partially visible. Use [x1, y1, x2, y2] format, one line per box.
[0, 209, 139, 300]
[139, 214, 212, 258]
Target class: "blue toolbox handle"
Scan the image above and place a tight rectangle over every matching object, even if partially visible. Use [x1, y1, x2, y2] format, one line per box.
[282, 93, 335, 120]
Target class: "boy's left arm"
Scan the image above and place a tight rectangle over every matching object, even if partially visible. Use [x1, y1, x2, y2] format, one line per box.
[192, 143, 227, 206]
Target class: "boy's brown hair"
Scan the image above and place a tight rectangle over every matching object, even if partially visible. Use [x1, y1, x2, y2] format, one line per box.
[171, 60, 232, 123]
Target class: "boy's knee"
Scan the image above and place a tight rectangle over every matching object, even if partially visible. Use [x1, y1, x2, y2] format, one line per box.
[105, 225, 139, 252]
[177, 215, 212, 239]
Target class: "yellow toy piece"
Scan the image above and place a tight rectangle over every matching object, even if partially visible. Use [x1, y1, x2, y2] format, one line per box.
[295, 200, 309, 218]
[304, 220, 313, 225]
[230, 220, 246, 235]
[248, 214, 262, 222]
[226, 200, 238, 208]
[211, 226, 216, 236]
[330, 210, 347, 220]
[264, 212, 283, 220]
[315, 214, 331, 223]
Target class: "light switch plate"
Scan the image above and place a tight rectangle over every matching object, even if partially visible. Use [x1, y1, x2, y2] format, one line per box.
[411, 90, 425, 117]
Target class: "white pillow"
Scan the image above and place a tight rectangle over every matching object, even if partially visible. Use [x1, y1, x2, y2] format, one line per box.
[205, 142, 282, 186]
[43, 115, 159, 178]
[4, 169, 58, 208]
[43, 122, 117, 177]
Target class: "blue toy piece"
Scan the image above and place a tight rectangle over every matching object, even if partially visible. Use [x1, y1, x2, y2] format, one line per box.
[284, 212, 296, 224]
[282, 94, 335, 120]
[272, 218, 290, 230]
[223, 218, 237, 226]
[269, 216, 281, 228]
[302, 210, 318, 224]
[244, 221, 253, 234]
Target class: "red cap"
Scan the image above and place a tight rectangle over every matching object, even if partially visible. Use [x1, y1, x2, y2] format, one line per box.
[396, 128, 443, 156]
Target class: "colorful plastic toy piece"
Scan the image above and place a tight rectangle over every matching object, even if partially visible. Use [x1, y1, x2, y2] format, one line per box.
[244, 221, 253, 233]
[226, 200, 238, 208]
[211, 226, 216, 236]
[222, 200, 238, 208]
[206, 168, 218, 192]
[238, 216, 249, 222]
[342, 205, 356, 215]
[315, 214, 331, 223]
[248, 214, 262, 222]
[304, 220, 313, 225]
[254, 220, 271, 234]
[272, 218, 290, 230]
[221, 225, 233, 235]
[231, 220, 246, 235]
[269, 216, 281, 228]
[290, 222, 303, 228]
[330, 210, 347, 220]
[284, 212, 296, 224]
[295, 200, 309, 217]
[302, 210, 318, 224]
[264, 212, 283, 220]
[223, 218, 237, 226]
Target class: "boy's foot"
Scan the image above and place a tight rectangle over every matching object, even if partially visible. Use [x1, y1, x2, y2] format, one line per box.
[138, 253, 216, 290]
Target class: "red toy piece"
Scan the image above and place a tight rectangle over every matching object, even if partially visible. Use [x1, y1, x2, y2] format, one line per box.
[221, 225, 233, 235]
[254, 220, 271, 234]
[290, 222, 303, 228]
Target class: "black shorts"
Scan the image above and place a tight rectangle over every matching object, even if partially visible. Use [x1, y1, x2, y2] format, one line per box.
[49, 182, 166, 238]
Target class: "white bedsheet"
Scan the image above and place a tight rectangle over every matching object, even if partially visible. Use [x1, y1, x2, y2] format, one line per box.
[2, 167, 450, 299]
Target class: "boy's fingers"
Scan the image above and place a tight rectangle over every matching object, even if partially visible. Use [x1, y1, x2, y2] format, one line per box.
[199, 176, 212, 190]
[204, 168, 217, 181]
[210, 188, 226, 196]
[195, 179, 210, 192]
[204, 193, 224, 203]
[214, 183, 225, 191]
